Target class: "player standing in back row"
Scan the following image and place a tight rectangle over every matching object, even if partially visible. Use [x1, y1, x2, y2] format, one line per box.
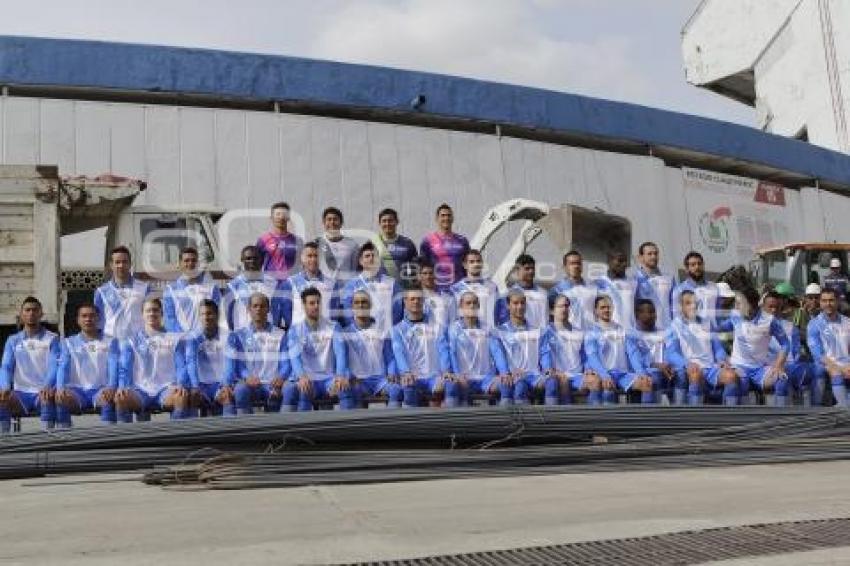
[420, 204, 470, 292]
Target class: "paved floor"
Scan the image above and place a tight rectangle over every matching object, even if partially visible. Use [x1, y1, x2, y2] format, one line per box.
[3, 459, 850, 565]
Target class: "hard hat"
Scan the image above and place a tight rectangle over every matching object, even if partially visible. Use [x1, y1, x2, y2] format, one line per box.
[830, 258, 841, 268]
[716, 282, 735, 298]
[805, 283, 822, 296]
[774, 282, 795, 297]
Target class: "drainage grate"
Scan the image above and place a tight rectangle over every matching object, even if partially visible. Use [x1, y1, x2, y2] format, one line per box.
[343, 517, 850, 565]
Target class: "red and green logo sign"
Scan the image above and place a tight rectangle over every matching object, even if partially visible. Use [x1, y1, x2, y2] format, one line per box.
[698, 206, 731, 254]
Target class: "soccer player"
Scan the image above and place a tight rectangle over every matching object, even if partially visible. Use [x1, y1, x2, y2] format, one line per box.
[315, 206, 360, 283]
[420, 203, 471, 292]
[256, 201, 302, 280]
[666, 290, 738, 405]
[595, 250, 637, 330]
[584, 295, 636, 405]
[419, 258, 456, 329]
[494, 290, 558, 405]
[225, 245, 284, 331]
[497, 254, 548, 329]
[116, 298, 190, 422]
[763, 291, 811, 405]
[550, 250, 597, 330]
[342, 242, 403, 334]
[184, 299, 228, 416]
[626, 299, 676, 405]
[282, 242, 340, 328]
[373, 207, 418, 280]
[807, 288, 850, 406]
[672, 251, 719, 324]
[163, 246, 222, 333]
[55, 303, 119, 427]
[450, 249, 499, 330]
[94, 245, 150, 339]
[721, 287, 790, 406]
[634, 242, 674, 329]
[0, 297, 59, 432]
[391, 285, 453, 408]
[446, 292, 506, 406]
[283, 288, 348, 411]
[540, 294, 587, 405]
[221, 293, 289, 415]
[341, 290, 399, 407]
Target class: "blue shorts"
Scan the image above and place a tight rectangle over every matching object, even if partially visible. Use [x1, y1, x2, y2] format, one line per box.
[700, 366, 724, 388]
[735, 365, 784, 390]
[356, 375, 390, 396]
[467, 374, 498, 394]
[65, 387, 107, 412]
[196, 382, 221, 405]
[13, 391, 46, 415]
[127, 386, 172, 412]
[612, 370, 641, 391]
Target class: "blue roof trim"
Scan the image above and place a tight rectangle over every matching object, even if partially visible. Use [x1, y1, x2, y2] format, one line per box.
[1, 35, 849, 188]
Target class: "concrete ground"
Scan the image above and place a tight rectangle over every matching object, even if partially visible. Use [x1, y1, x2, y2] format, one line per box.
[3, 457, 850, 565]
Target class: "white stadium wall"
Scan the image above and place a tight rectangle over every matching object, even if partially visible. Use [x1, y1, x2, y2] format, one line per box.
[0, 94, 843, 277]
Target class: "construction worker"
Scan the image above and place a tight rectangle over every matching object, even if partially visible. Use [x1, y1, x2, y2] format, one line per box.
[163, 246, 222, 333]
[446, 291, 506, 406]
[672, 251, 719, 324]
[627, 299, 676, 404]
[497, 254, 548, 329]
[0, 297, 59, 432]
[183, 299, 228, 416]
[342, 242, 403, 334]
[807, 288, 850, 406]
[340, 290, 399, 408]
[550, 250, 597, 330]
[419, 257, 456, 329]
[666, 290, 737, 405]
[315, 206, 360, 284]
[595, 250, 637, 330]
[391, 284, 453, 408]
[794, 283, 821, 360]
[584, 295, 641, 405]
[282, 241, 340, 328]
[419, 203, 471, 292]
[540, 294, 586, 405]
[373, 208, 418, 281]
[225, 244, 284, 332]
[719, 287, 790, 406]
[494, 289, 558, 405]
[823, 257, 849, 304]
[116, 298, 190, 422]
[763, 291, 811, 405]
[450, 249, 499, 329]
[221, 293, 289, 415]
[283, 287, 348, 411]
[256, 201, 302, 281]
[94, 245, 151, 340]
[55, 303, 119, 427]
[634, 242, 674, 329]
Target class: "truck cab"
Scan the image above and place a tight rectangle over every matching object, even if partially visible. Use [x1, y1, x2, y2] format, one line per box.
[750, 243, 850, 294]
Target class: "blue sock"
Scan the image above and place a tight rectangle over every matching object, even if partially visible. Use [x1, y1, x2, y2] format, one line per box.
[385, 383, 403, 408]
[117, 409, 133, 423]
[170, 407, 187, 420]
[586, 390, 602, 406]
[56, 405, 72, 427]
[402, 385, 418, 408]
[498, 382, 514, 406]
[100, 404, 116, 423]
[281, 383, 298, 412]
[544, 377, 559, 406]
[601, 390, 616, 405]
[234, 384, 254, 414]
[443, 381, 459, 408]
[40, 401, 55, 426]
[514, 380, 530, 405]
[222, 403, 237, 417]
[640, 391, 655, 404]
[0, 405, 10, 433]
[832, 381, 848, 407]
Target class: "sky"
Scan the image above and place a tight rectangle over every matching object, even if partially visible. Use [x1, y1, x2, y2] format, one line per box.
[0, 0, 755, 125]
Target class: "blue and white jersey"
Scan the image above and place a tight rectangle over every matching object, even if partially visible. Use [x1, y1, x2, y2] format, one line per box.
[594, 275, 637, 330]
[626, 328, 667, 374]
[447, 319, 504, 380]
[540, 323, 585, 376]
[119, 330, 186, 395]
[225, 273, 284, 331]
[163, 273, 222, 333]
[494, 321, 542, 375]
[424, 290, 456, 330]
[184, 330, 229, 387]
[497, 284, 549, 330]
[672, 278, 719, 325]
[0, 328, 59, 392]
[585, 322, 629, 378]
[724, 311, 789, 369]
[341, 321, 395, 379]
[225, 324, 289, 385]
[391, 316, 450, 379]
[666, 316, 727, 369]
[287, 319, 346, 380]
[56, 333, 119, 390]
[634, 267, 674, 328]
[808, 312, 850, 366]
[342, 273, 403, 335]
[94, 277, 150, 340]
[281, 271, 340, 328]
[771, 318, 802, 363]
[450, 277, 499, 329]
[549, 279, 597, 330]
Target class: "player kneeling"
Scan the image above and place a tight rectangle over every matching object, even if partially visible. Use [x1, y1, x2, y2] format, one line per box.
[55, 303, 118, 427]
